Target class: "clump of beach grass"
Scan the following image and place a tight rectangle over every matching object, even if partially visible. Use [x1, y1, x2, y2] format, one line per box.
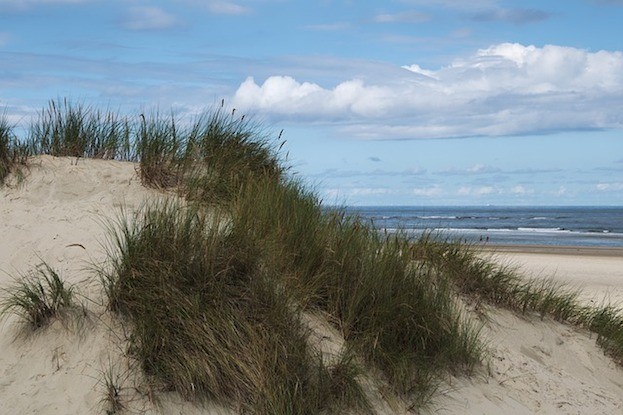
[101, 200, 371, 414]
[0, 114, 29, 186]
[182, 107, 284, 203]
[99, 363, 127, 415]
[135, 113, 184, 188]
[412, 236, 623, 364]
[29, 98, 133, 160]
[0, 263, 78, 330]
[0, 114, 14, 185]
[225, 176, 484, 407]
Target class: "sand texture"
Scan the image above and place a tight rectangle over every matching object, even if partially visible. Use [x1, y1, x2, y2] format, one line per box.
[1, 156, 623, 414]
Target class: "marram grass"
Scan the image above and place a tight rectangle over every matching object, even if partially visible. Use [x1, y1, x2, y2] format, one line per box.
[101, 200, 373, 414]
[0, 263, 78, 329]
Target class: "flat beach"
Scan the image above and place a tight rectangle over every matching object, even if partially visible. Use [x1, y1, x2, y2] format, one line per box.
[1, 156, 623, 414]
[478, 244, 623, 306]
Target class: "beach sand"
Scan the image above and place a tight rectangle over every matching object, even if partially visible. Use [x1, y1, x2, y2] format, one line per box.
[432, 246, 623, 414]
[479, 245, 623, 306]
[1, 156, 623, 414]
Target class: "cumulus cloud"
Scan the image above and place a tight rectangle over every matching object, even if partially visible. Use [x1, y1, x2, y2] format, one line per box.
[122, 7, 181, 31]
[232, 43, 623, 139]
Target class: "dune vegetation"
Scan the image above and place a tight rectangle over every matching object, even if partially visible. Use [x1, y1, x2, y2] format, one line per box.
[2, 98, 623, 413]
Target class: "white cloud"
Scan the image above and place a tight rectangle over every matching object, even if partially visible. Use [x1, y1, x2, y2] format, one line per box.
[457, 186, 498, 196]
[206, 0, 249, 15]
[597, 183, 623, 191]
[401, 63, 437, 79]
[437, 164, 501, 175]
[510, 185, 533, 195]
[413, 186, 443, 197]
[122, 7, 180, 31]
[233, 43, 623, 139]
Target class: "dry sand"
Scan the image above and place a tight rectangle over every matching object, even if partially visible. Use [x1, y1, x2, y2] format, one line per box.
[1, 155, 623, 414]
[479, 245, 623, 306]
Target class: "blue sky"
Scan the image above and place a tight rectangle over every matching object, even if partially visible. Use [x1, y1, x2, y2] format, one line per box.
[1, 0, 622, 205]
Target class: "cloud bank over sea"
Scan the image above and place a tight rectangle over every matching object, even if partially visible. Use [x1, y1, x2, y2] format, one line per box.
[233, 43, 623, 139]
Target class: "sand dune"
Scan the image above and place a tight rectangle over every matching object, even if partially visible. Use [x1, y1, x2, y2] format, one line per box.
[1, 156, 622, 414]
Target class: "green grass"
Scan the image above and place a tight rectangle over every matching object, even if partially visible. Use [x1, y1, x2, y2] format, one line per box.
[0, 114, 29, 186]
[412, 237, 623, 364]
[0, 114, 13, 185]
[101, 200, 371, 414]
[29, 98, 133, 160]
[0, 263, 77, 329]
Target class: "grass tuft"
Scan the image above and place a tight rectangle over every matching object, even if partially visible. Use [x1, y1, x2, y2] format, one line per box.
[29, 98, 133, 160]
[1, 263, 77, 329]
[413, 237, 623, 365]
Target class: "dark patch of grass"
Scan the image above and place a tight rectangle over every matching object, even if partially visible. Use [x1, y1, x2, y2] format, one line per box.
[226, 177, 484, 407]
[0, 263, 77, 329]
[0, 114, 13, 185]
[101, 200, 370, 414]
[136, 113, 183, 188]
[0, 114, 29, 186]
[182, 107, 284, 203]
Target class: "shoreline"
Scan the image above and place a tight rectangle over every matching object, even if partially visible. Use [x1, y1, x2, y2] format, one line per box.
[475, 243, 623, 257]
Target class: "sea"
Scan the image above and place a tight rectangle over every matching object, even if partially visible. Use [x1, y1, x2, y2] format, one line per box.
[342, 206, 623, 248]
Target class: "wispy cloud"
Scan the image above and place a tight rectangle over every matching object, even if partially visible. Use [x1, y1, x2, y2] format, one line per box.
[436, 164, 501, 176]
[374, 10, 430, 23]
[0, 0, 90, 11]
[593, 0, 623, 5]
[312, 167, 427, 179]
[232, 43, 623, 139]
[596, 182, 623, 191]
[121, 7, 181, 31]
[0, 32, 10, 47]
[304, 22, 351, 31]
[457, 186, 498, 196]
[471, 8, 552, 24]
[413, 186, 443, 197]
[180, 0, 251, 15]
[398, 0, 497, 10]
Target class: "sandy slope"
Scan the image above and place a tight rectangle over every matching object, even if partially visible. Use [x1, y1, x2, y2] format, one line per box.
[1, 156, 623, 414]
